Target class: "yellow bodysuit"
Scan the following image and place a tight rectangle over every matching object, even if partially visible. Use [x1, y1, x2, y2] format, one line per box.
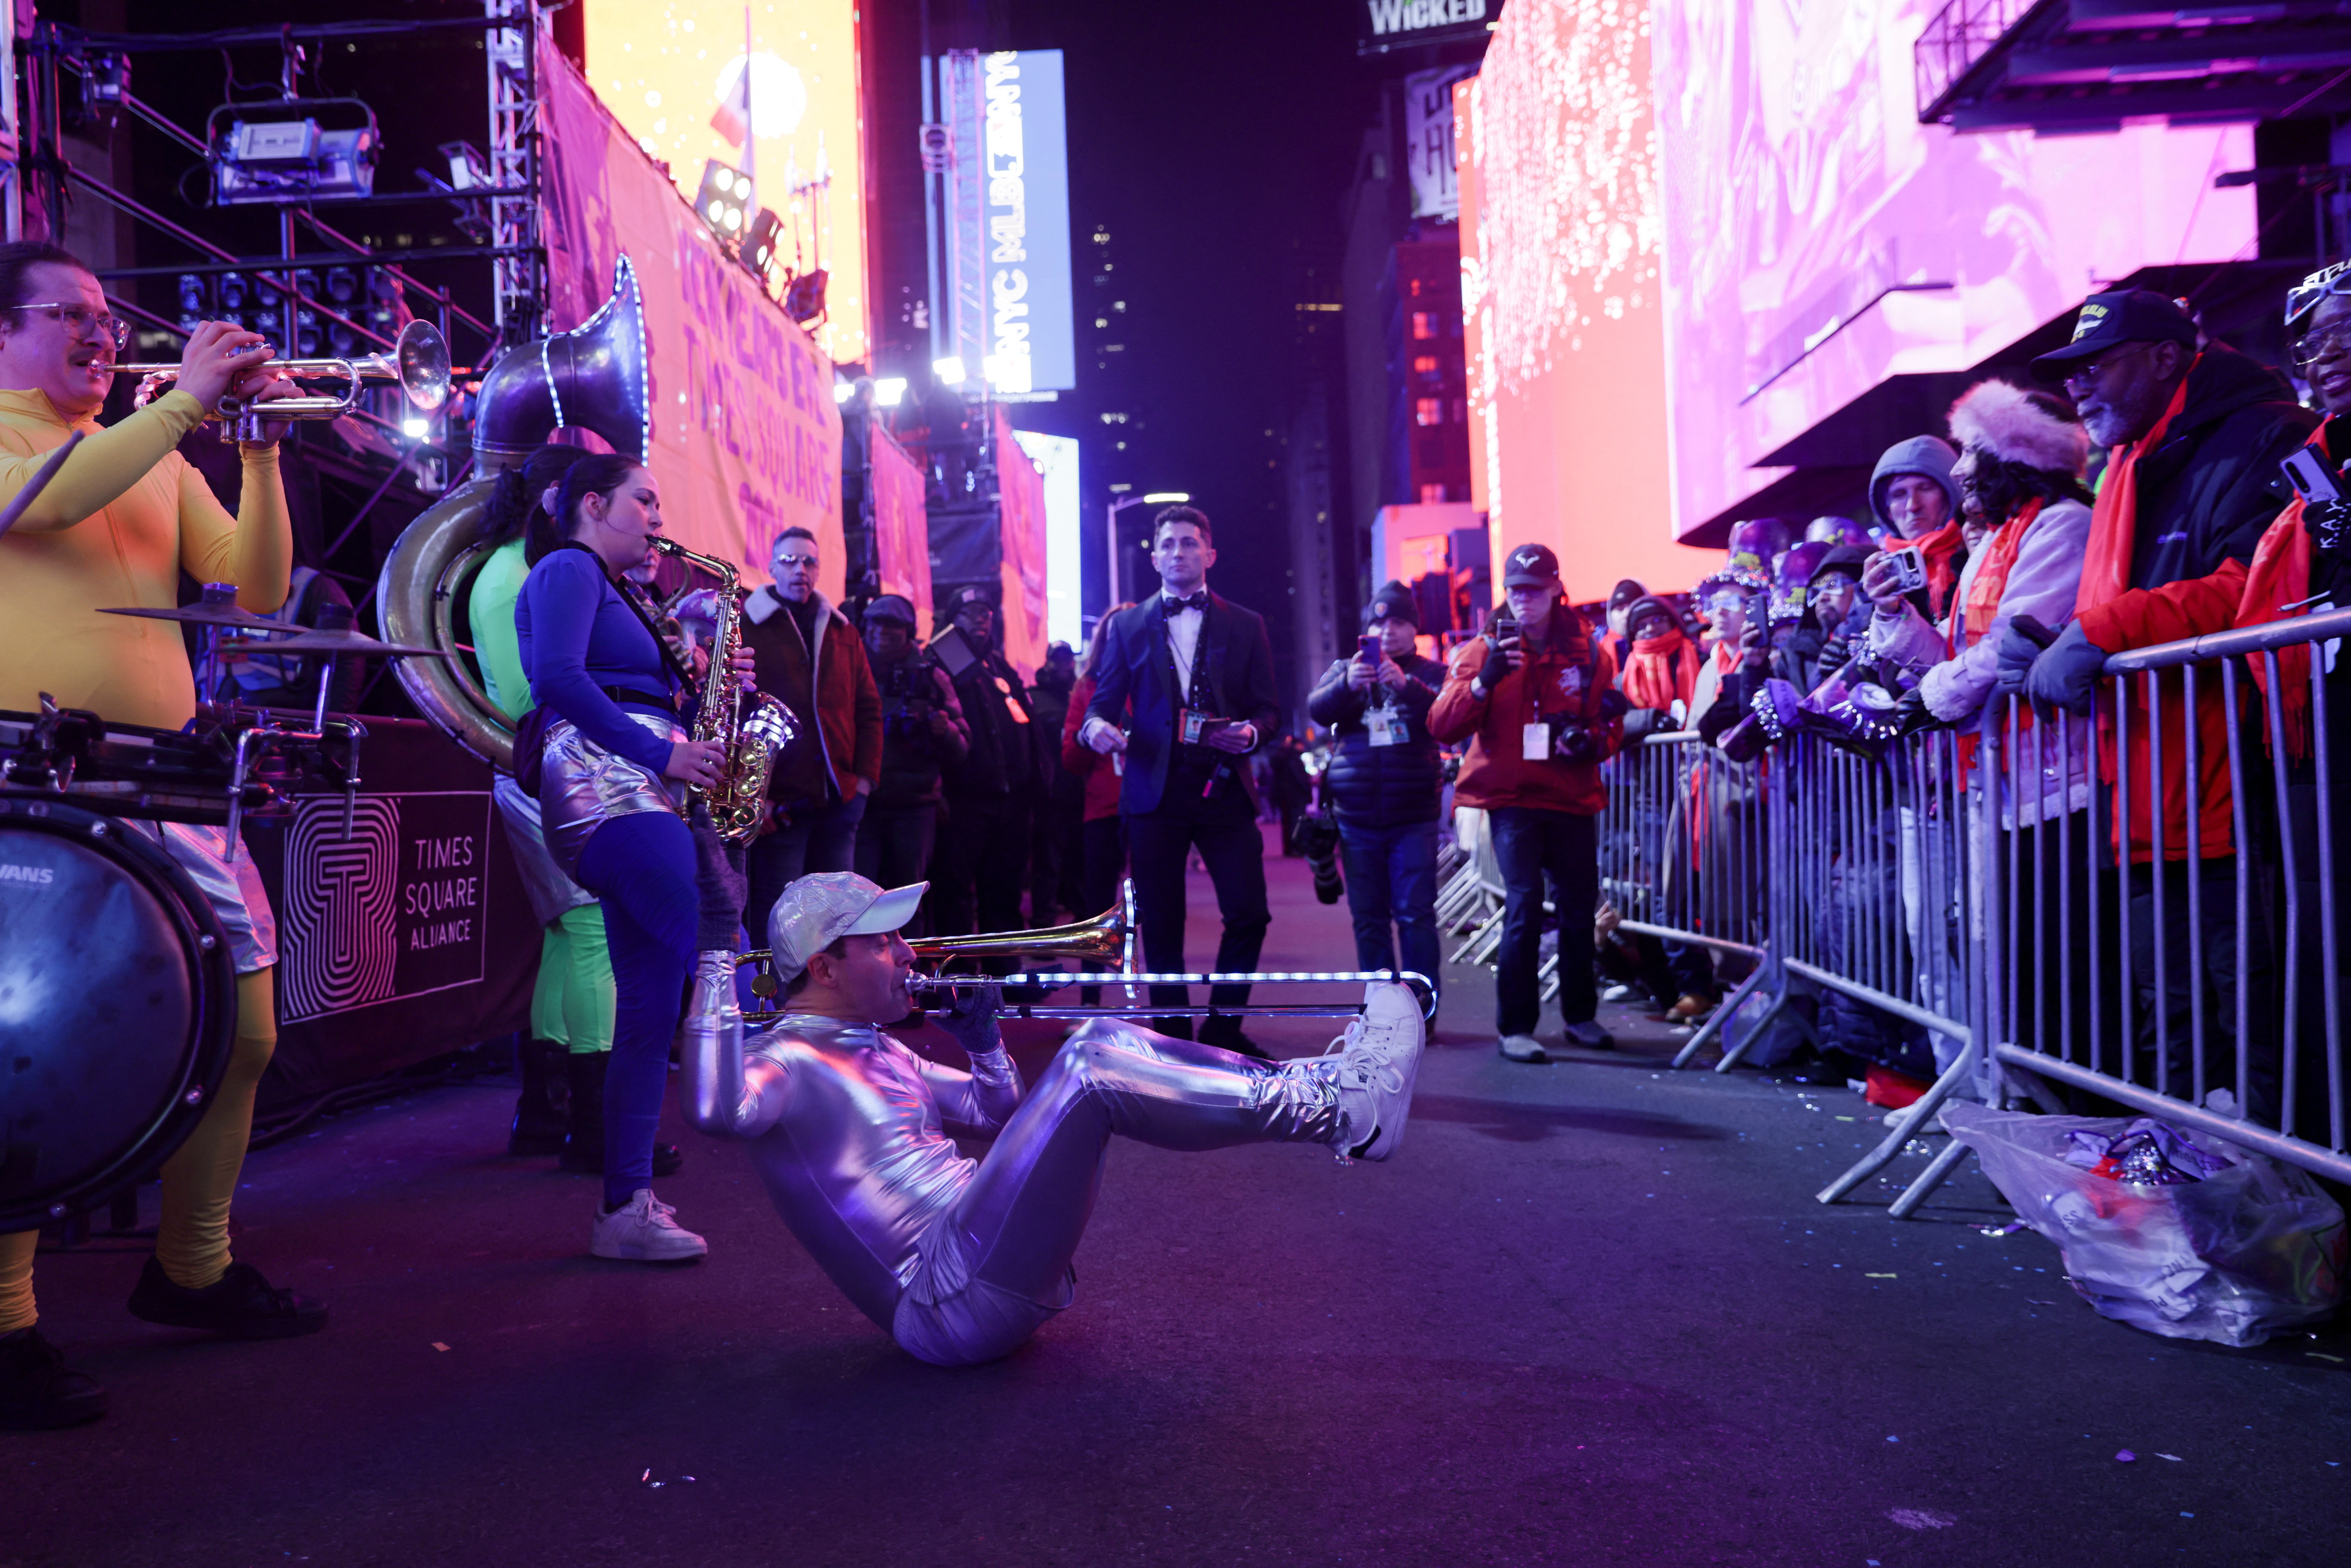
[0, 386, 289, 727]
[0, 386, 291, 1329]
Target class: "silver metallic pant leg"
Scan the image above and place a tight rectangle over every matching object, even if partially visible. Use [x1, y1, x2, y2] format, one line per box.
[897, 1019, 1344, 1364]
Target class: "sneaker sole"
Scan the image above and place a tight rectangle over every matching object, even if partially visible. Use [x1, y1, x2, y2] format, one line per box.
[125, 1302, 328, 1340]
[589, 1245, 707, 1263]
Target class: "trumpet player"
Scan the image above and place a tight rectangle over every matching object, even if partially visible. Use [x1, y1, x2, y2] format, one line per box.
[0, 240, 315, 1430]
[680, 870, 1427, 1366]
[515, 454, 757, 1262]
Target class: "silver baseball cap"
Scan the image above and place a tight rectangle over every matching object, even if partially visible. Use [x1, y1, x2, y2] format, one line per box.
[767, 872, 927, 980]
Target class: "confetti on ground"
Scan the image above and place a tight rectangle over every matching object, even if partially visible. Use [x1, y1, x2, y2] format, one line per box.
[430, 1342, 449, 1352]
[2308, 1352, 2344, 1363]
[2156, 1453, 2183, 1462]
[1886, 1509, 1956, 1530]
[1865, 1272, 1898, 1279]
[2116, 1451, 2136, 1462]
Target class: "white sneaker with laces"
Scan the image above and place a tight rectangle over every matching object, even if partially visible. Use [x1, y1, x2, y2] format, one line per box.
[590, 1189, 707, 1262]
[1299, 981, 1424, 1161]
[1498, 1033, 1547, 1063]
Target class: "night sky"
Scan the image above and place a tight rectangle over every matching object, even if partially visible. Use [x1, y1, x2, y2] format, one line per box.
[1005, 0, 1373, 640]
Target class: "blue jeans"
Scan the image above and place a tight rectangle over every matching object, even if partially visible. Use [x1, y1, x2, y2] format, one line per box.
[745, 790, 868, 950]
[1336, 817, 1441, 998]
[1490, 806, 1599, 1036]
[574, 810, 698, 1207]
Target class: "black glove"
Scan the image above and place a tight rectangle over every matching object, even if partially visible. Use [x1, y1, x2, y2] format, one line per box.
[2022, 619, 2109, 717]
[1890, 687, 1939, 737]
[2306, 496, 2351, 556]
[689, 804, 748, 951]
[930, 980, 1005, 1058]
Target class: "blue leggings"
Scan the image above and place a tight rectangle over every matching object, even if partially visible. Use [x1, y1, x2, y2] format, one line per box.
[574, 810, 698, 1207]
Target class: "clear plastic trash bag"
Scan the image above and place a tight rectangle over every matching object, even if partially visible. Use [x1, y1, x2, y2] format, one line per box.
[1940, 1103, 2346, 1347]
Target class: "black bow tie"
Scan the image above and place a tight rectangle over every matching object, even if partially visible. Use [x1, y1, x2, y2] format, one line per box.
[1162, 592, 1207, 616]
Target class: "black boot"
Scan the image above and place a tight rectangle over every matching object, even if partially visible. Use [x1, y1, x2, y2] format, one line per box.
[126, 1255, 326, 1340]
[508, 1037, 570, 1156]
[0, 1326, 106, 1429]
[557, 1050, 683, 1177]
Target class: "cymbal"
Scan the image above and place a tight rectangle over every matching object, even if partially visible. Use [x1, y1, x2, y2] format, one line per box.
[98, 602, 285, 631]
[218, 628, 451, 657]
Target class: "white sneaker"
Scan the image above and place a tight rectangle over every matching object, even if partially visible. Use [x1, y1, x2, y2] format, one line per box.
[1498, 1033, 1547, 1063]
[1302, 981, 1425, 1161]
[590, 1190, 708, 1262]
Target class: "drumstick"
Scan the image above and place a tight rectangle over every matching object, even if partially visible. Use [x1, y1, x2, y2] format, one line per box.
[0, 430, 86, 542]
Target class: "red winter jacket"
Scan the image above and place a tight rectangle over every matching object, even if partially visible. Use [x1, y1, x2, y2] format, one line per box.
[1059, 672, 1122, 823]
[1429, 610, 1622, 816]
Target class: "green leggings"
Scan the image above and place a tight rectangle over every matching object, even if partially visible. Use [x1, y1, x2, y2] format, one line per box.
[531, 903, 616, 1054]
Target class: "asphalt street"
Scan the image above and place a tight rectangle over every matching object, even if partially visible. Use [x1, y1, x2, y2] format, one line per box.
[7, 827, 2346, 1566]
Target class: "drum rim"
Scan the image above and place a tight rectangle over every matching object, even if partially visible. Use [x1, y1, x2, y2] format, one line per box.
[0, 791, 240, 1229]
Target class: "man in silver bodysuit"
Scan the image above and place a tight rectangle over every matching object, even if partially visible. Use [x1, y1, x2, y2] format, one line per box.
[681, 871, 1424, 1366]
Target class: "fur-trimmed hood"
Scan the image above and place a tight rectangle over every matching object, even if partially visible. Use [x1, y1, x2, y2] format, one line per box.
[1947, 379, 2090, 477]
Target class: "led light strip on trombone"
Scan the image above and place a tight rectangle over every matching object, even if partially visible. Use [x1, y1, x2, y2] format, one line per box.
[733, 955, 1437, 1023]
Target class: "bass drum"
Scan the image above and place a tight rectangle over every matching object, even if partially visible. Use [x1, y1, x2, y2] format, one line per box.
[0, 793, 237, 1231]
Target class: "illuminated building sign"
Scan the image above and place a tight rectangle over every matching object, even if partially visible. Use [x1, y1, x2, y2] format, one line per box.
[947, 50, 1074, 395]
[582, 0, 869, 368]
[1360, 0, 1505, 55]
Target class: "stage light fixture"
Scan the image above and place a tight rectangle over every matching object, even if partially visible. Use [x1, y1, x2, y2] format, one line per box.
[1143, 492, 1192, 504]
[873, 377, 907, 407]
[208, 100, 380, 206]
[695, 160, 754, 249]
[403, 416, 431, 439]
[933, 356, 966, 386]
[741, 209, 783, 278]
[833, 380, 854, 405]
[782, 268, 828, 324]
[176, 273, 208, 333]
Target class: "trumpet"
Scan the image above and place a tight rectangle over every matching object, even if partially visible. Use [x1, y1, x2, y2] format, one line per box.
[116, 318, 451, 442]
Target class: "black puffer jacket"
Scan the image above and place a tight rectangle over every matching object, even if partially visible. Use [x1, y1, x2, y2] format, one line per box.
[2120, 341, 2318, 591]
[1307, 651, 1447, 828]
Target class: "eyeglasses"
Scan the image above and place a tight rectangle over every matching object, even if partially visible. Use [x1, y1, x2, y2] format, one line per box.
[2059, 340, 2155, 392]
[8, 303, 130, 352]
[2292, 323, 2351, 372]
[775, 552, 819, 569]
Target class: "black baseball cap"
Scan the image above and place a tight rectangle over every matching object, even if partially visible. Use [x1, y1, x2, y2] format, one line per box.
[1500, 542, 1561, 587]
[865, 593, 916, 625]
[2029, 289, 2198, 383]
[948, 586, 993, 613]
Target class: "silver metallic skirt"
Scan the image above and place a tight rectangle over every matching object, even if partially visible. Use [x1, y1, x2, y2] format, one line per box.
[537, 712, 685, 879]
[492, 772, 599, 924]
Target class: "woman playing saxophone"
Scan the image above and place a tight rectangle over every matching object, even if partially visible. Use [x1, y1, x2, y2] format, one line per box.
[515, 454, 759, 1263]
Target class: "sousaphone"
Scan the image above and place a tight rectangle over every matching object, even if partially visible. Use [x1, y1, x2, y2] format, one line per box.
[376, 256, 651, 770]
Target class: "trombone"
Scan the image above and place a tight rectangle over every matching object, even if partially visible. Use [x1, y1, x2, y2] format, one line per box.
[731, 893, 1436, 1022]
[115, 318, 451, 442]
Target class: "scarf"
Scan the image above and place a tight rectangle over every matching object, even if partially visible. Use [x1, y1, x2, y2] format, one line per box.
[2237, 416, 2337, 760]
[1952, 498, 2043, 654]
[1621, 624, 1698, 713]
[2078, 362, 2196, 615]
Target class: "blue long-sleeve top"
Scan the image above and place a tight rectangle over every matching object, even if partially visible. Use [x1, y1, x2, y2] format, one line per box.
[516, 545, 680, 774]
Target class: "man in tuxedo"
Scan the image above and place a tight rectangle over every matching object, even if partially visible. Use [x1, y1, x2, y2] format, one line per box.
[1079, 506, 1282, 1055]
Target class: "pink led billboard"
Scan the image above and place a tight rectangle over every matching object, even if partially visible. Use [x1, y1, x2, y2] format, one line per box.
[1651, 0, 2258, 535]
[1458, 0, 1716, 602]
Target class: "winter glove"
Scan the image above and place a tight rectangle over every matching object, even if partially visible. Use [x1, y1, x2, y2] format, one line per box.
[1994, 614, 2059, 696]
[690, 804, 749, 951]
[930, 980, 1006, 1058]
[1890, 687, 1939, 737]
[2021, 618, 2110, 716]
[2305, 496, 2351, 556]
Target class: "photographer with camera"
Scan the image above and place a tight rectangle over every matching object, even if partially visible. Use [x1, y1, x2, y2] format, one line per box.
[1308, 581, 1448, 1008]
[854, 594, 969, 922]
[1430, 543, 1626, 1062]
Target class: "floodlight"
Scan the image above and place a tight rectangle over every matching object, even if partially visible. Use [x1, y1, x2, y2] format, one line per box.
[208, 99, 380, 206]
[403, 416, 430, 439]
[933, 356, 966, 386]
[783, 268, 828, 324]
[873, 377, 907, 407]
[694, 159, 752, 251]
[833, 380, 854, 405]
[741, 209, 783, 278]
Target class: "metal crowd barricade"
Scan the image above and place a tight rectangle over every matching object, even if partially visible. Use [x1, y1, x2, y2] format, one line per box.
[1592, 607, 2351, 1216]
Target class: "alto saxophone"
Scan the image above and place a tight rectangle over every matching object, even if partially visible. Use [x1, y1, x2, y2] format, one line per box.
[649, 537, 797, 843]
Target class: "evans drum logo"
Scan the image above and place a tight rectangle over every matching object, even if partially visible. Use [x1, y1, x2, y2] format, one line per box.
[0, 862, 56, 887]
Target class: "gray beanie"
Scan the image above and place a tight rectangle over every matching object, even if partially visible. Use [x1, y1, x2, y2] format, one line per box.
[1868, 436, 1960, 530]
